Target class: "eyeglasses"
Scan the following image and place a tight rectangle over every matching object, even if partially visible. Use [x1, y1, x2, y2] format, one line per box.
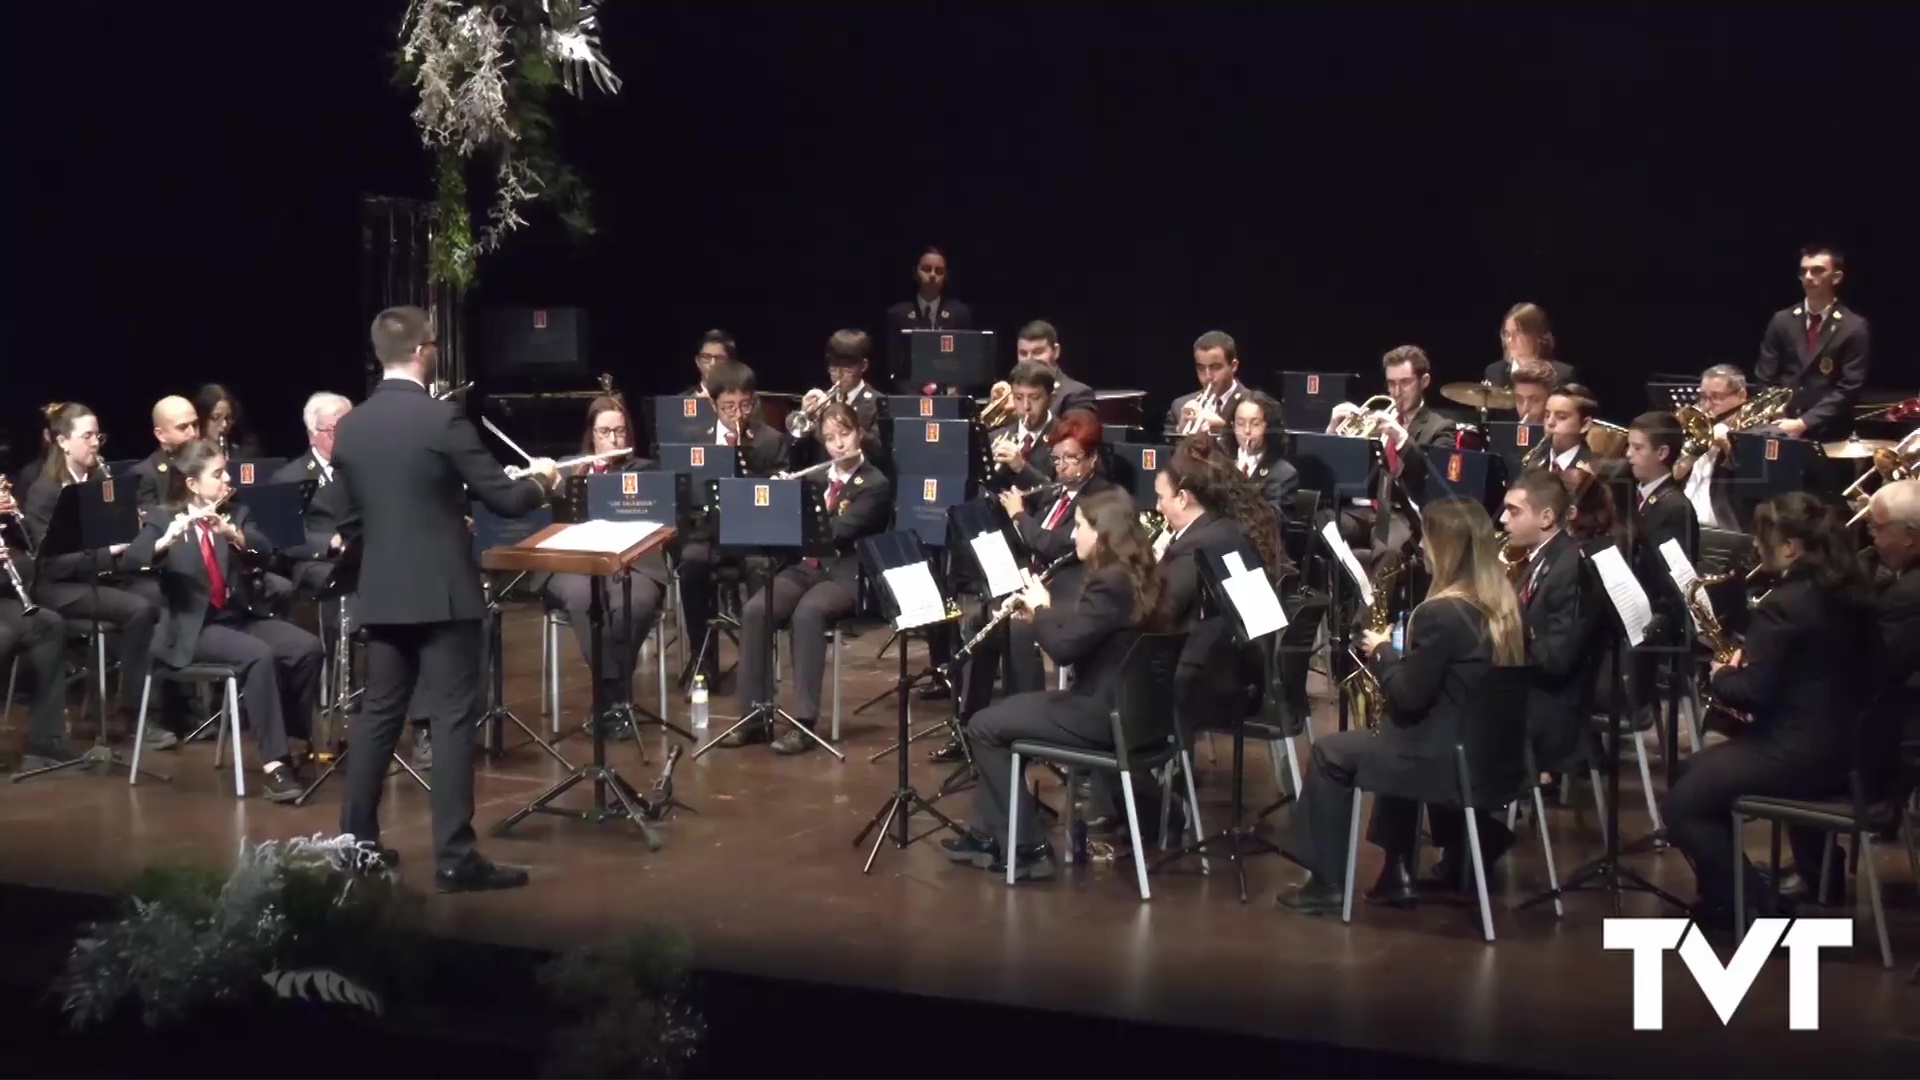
[714, 401, 751, 418]
[696, 352, 729, 364]
[593, 426, 629, 440]
[1053, 451, 1089, 466]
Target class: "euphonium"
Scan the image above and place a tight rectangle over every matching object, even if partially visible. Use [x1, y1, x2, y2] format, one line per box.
[1329, 396, 1399, 439]
[1340, 551, 1405, 733]
[1730, 385, 1792, 430]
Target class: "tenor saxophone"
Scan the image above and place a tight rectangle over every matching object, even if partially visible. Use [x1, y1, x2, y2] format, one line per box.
[1340, 551, 1406, 732]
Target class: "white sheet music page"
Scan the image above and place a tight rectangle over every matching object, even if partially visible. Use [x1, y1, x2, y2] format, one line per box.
[535, 519, 663, 553]
[970, 530, 1025, 598]
[1587, 546, 1653, 646]
[1220, 551, 1288, 639]
[1319, 521, 1373, 607]
[1657, 538, 1711, 616]
[881, 562, 947, 630]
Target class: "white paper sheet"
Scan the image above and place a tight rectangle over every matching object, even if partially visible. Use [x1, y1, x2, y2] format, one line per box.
[1657, 538, 1710, 617]
[1587, 545, 1653, 647]
[882, 562, 948, 630]
[535, 519, 663, 554]
[1221, 563, 1288, 640]
[1320, 521, 1373, 606]
[970, 530, 1025, 598]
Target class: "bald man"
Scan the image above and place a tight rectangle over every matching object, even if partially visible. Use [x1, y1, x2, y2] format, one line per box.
[131, 396, 200, 516]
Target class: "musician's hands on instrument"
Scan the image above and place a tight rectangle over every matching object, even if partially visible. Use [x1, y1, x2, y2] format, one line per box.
[997, 487, 1027, 518]
[1776, 418, 1808, 438]
[1358, 628, 1391, 656]
[1325, 402, 1361, 434]
[1195, 404, 1226, 432]
[329, 532, 344, 552]
[802, 389, 828, 411]
[990, 437, 1027, 468]
[1019, 578, 1052, 613]
[1710, 648, 1745, 677]
[525, 457, 560, 487]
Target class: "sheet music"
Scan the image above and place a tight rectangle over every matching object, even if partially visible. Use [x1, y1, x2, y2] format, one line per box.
[970, 529, 1025, 598]
[1587, 546, 1653, 647]
[1219, 552, 1288, 639]
[1657, 538, 1711, 616]
[1320, 521, 1373, 607]
[535, 519, 663, 554]
[882, 562, 947, 630]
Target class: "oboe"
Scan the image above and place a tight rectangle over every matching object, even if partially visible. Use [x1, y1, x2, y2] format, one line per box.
[943, 553, 1076, 672]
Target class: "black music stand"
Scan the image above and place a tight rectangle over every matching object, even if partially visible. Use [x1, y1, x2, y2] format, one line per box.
[690, 476, 841, 760]
[851, 531, 966, 871]
[905, 329, 995, 391]
[1312, 513, 1372, 733]
[12, 479, 167, 785]
[656, 443, 739, 688]
[649, 396, 715, 449]
[227, 458, 290, 489]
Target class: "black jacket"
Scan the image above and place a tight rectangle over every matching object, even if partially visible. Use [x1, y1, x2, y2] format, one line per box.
[271, 450, 340, 562]
[1875, 565, 1920, 735]
[21, 467, 128, 584]
[129, 448, 178, 519]
[125, 503, 275, 668]
[1483, 358, 1579, 390]
[1156, 512, 1252, 716]
[1052, 373, 1097, 418]
[1629, 476, 1698, 620]
[1755, 302, 1870, 441]
[986, 418, 1054, 491]
[1366, 595, 1500, 803]
[699, 421, 792, 478]
[1516, 530, 1604, 770]
[1710, 575, 1869, 770]
[1014, 476, 1114, 569]
[1522, 438, 1590, 474]
[1031, 564, 1138, 711]
[331, 378, 549, 625]
[883, 296, 976, 381]
[813, 458, 892, 586]
[1165, 384, 1250, 439]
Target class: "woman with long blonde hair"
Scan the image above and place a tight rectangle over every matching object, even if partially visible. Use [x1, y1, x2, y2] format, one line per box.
[1278, 497, 1523, 915]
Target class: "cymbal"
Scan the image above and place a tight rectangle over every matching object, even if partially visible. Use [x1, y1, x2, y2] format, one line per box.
[1824, 436, 1896, 459]
[1440, 382, 1515, 410]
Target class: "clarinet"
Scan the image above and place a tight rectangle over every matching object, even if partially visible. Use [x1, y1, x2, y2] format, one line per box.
[943, 552, 1077, 672]
[0, 537, 34, 614]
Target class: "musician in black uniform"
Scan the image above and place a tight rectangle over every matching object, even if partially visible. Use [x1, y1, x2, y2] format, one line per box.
[1, 481, 70, 767]
[799, 329, 882, 435]
[1755, 245, 1870, 442]
[334, 305, 558, 891]
[193, 383, 262, 460]
[1483, 302, 1577, 389]
[722, 403, 891, 754]
[22, 402, 166, 746]
[126, 439, 322, 802]
[1332, 346, 1455, 559]
[1662, 493, 1872, 924]
[1278, 498, 1528, 913]
[883, 247, 975, 384]
[1868, 480, 1920, 753]
[944, 488, 1164, 880]
[1228, 392, 1300, 522]
[1509, 360, 1555, 425]
[986, 361, 1058, 491]
[1522, 384, 1597, 474]
[1015, 321, 1096, 418]
[271, 391, 353, 593]
[1671, 365, 1747, 531]
[688, 329, 737, 396]
[131, 395, 202, 518]
[1164, 330, 1249, 440]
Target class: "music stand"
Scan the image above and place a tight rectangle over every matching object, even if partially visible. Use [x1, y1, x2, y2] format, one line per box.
[690, 476, 840, 760]
[1280, 372, 1357, 432]
[232, 481, 314, 552]
[850, 530, 965, 871]
[490, 520, 680, 845]
[227, 458, 290, 488]
[657, 443, 739, 686]
[1288, 432, 1379, 503]
[649, 396, 715, 450]
[12, 479, 167, 785]
[905, 329, 995, 391]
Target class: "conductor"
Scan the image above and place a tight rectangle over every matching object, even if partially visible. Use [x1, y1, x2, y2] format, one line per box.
[334, 306, 558, 892]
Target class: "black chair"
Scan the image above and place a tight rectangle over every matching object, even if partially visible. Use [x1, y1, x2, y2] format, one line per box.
[132, 663, 244, 797]
[1340, 665, 1558, 941]
[1732, 698, 1900, 969]
[1005, 631, 1189, 899]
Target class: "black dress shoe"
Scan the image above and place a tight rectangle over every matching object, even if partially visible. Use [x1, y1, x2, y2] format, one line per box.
[262, 768, 304, 803]
[941, 829, 997, 867]
[928, 737, 966, 763]
[1423, 828, 1518, 892]
[717, 721, 770, 748]
[435, 857, 530, 894]
[1365, 856, 1419, 908]
[771, 722, 819, 756]
[988, 842, 1057, 881]
[1276, 874, 1344, 916]
[915, 683, 952, 702]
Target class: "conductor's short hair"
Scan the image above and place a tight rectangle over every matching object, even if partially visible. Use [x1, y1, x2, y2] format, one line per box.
[370, 306, 433, 367]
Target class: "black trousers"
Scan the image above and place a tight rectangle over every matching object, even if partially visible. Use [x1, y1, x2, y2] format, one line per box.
[677, 542, 719, 676]
[1662, 739, 1841, 913]
[966, 689, 1112, 848]
[341, 620, 483, 872]
[958, 613, 1044, 722]
[738, 565, 854, 720]
[40, 578, 157, 711]
[545, 572, 663, 686]
[1, 599, 69, 745]
[184, 614, 322, 764]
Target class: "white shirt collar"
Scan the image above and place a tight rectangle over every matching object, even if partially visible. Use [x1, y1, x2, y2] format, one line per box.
[67, 462, 90, 485]
[1017, 412, 1052, 440]
[714, 423, 737, 446]
[1805, 297, 1837, 319]
[1236, 447, 1261, 468]
[1529, 530, 1560, 562]
[1553, 443, 1582, 469]
[1637, 477, 1665, 499]
[828, 456, 861, 484]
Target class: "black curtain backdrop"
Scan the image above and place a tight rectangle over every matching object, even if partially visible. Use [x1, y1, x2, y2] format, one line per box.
[7, 2, 1915, 464]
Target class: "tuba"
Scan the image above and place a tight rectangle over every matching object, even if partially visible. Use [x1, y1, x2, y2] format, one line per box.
[1329, 396, 1399, 439]
[1340, 551, 1406, 732]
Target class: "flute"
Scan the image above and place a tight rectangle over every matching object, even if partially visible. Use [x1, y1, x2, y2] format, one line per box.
[505, 448, 629, 479]
[943, 553, 1076, 672]
[774, 454, 858, 481]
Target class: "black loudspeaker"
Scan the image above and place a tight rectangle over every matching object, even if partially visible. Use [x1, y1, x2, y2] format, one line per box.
[477, 306, 588, 378]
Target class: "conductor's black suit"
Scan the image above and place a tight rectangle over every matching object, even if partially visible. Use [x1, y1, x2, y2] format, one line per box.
[332, 377, 549, 873]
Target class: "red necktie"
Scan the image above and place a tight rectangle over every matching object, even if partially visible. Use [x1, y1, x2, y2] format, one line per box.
[725, 431, 739, 448]
[1042, 494, 1072, 530]
[1021, 433, 1034, 456]
[198, 521, 227, 609]
[825, 478, 845, 509]
[1243, 460, 1256, 478]
[1805, 314, 1820, 353]
[1384, 438, 1400, 474]
[1521, 558, 1544, 605]
[591, 461, 608, 475]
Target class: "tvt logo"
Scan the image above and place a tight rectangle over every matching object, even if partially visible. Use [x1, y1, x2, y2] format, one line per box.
[1603, 917, 1852, 1030]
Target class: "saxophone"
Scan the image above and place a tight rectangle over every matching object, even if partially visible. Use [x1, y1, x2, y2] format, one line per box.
[1340, 551, 1405, 732]
[1685, 571, 1740, 663]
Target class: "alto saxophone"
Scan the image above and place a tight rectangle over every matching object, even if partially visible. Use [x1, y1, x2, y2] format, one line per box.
[1685, 571, 1740, 664]
[1340, 551, 1406, 732]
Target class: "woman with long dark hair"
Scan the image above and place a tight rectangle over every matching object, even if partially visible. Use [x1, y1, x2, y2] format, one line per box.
[193, 383, 261, 459]
[1663, 492, 1873, 923]
[945, 488, 1165, 881]
[1485, 301, 1578, 390]
[1279, 497, 1526, 914]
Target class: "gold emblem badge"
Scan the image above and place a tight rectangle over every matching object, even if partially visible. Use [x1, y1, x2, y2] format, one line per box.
[923, 478, 938, 501]
[1819, 355, 1834, 377]
[754, 484, 770, 507]
[683, 399, 698, 417]
[1446, 454, 1463, 483]
[690, 447, 705, 468]
[918, 398, 934, 417]
[622, 473, 638, 496]
[102, 480, 115, 503]
[239, 463, 255, 485]
[926, 422, 940, 443]
[1141, 449, 1157, 470]
[1515, 426, 1531, 447]
[1306, 375, 1321, 396]
[157, 462, 168, 473]
[1765, 439, 1780, 462]
[940, 335, 955, 353]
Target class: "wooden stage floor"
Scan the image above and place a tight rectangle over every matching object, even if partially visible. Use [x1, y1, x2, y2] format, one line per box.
[3, 602, 1919, 1076]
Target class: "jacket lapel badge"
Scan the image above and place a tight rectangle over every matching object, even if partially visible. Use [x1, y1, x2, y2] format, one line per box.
[940, 310, 951, 320]
[1820, 354, 1835, 377]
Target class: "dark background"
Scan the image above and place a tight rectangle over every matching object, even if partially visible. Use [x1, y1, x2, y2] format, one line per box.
[7, 2, 1914, 464]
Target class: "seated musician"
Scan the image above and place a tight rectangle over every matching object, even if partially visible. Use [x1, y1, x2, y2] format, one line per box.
[1332, 346, 1453, 559]
[1015, 320, 1096, 417]
[1278, 497, 1527, 914]
[1755, 244, 1869, 442]
[23, 402, 167, 747]
[132, 395, 203, 518]
[1165, 331, 1248, 439]
[680, 360, 792, 689]
[1227, 392, 1300, 522]
[194, 383, 262, 459]
[272, 391, 353, 594]
[689, 329, 737, 397]
[1672, 363, 1747, 530]
[723, 403, 890, 754]
[1522, 383, 1597, 473]
[800, 329, 881, 435]
[543, 395, 663, 717]
[1561, 464, 1626, 557]
[987, 360, 1058, 491]
[1501, 469, 1606, 802]
[126, 439, 324, 802]
[1509, 360, 1555, 425]
[1, 481, 70, 768]
[1484, 302, 1577, 389]
[1663, 493, 1872, 924]
[944, 488, 1165, 880]
[1868, 480, 1920, 765]
[1621, 411, 1701, 728]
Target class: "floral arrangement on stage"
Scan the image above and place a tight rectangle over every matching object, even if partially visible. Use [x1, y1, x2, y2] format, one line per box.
[538, 924, 706, 1077]
[398, 0, 621, 289]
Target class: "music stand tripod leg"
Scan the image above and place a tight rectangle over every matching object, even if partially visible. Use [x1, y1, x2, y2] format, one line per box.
[854, 611, 964, 870]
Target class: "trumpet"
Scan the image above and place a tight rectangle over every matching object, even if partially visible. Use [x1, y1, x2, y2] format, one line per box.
[1177, 388, 1219, 436]
[1329, 395, 1399, 439]
[979, 383, 1016, 430]
[786, 384, 848, 438]
[943, 553, 1076, 672]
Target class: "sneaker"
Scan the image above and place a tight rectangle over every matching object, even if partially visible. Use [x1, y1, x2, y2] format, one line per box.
[262, 767, 304, 803]
[141, 725, 180, 752]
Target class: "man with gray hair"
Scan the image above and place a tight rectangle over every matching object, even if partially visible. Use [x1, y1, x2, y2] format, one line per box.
[1673, 363, 1749, 529]
[273, 392, 353, 594]
[1869, 479, 1920, 712]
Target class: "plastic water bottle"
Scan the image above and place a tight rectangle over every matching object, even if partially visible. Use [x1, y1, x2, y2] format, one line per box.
[1392, 612, 1408, 652]
[690, 674, 709, 733]
[1070, 817, 1089, 865]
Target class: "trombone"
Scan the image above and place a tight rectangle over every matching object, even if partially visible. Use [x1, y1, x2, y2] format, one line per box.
[786, 384, 849, 438]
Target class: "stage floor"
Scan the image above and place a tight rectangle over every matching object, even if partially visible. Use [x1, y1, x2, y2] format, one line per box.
[3, 603, 1918, 1076]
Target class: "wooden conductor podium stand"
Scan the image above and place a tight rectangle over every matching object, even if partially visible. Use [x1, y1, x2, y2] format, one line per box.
[482, 521, 678, 848]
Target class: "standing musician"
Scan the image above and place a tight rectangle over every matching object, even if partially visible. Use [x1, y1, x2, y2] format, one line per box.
[132, 395, 202, 517]
[127, 439, 322, 802]
[1522, 383, 1598, 473]
[688, 329, 738, 397]
[1622, 411, 1699, 724]
[1484, 302, 1578, 389]
[1755, 244, 1870, 442]
[799, 329, 881, 435]
[1228, 391, 1301, 522]
[943, 488, 1165, 881]
[1278, 498, 1527, 914]
[272, 391, 354, 594]
[1662, 493, 1872, 924]
[1672, 364, 1748, 531]
[1509, 360, 1555, 425]
[721, 403, 891, 755]
[1165, 330, 1248, 439]
[883, 247, 975, 383]
[334, 305, 559, 892]
[23, 402, 166, 747]
[1014, 320, 1096, 418]
[1, 480, 70, 768]
[986, 360, 1059, 491]
[193, 384, 262, 459]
